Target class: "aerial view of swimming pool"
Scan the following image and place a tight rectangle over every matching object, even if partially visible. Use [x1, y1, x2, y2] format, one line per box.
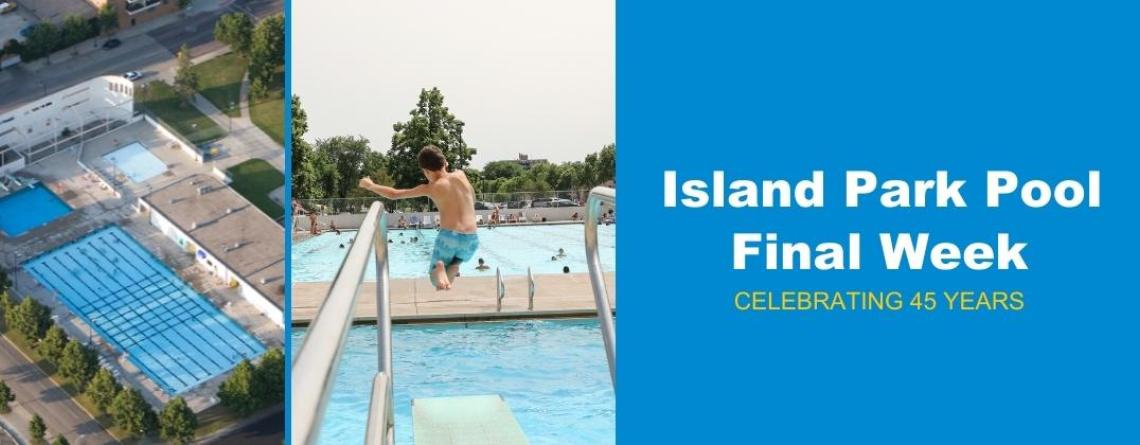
[103, 142, 166, 183]
[293, 319, 614, 444]
[23, 226, 265, 394]
[0, 184, 72, 237]
[291, 223, 616, 282]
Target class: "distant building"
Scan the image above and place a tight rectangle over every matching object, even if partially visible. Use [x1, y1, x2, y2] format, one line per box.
[506, 153, 549, 169]
[85, 0, 180, 29]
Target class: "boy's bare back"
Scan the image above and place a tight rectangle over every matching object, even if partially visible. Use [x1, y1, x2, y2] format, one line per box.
[426, 170, 478, 233]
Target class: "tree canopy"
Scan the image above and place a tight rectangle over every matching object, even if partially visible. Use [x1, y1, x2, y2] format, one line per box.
[214, 13, 253, 58]
[388, 88, 475, 188]
[159, 397, 198, 444]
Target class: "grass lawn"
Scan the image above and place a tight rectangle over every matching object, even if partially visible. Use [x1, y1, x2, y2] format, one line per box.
[192, 52, 247, 118]
[249, 67, 285, 145]
[227, 159, 285, 220]
[136, 81, 226, 144]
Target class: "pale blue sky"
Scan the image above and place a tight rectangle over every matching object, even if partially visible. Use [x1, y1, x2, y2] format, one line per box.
[293, 0, 615, 167]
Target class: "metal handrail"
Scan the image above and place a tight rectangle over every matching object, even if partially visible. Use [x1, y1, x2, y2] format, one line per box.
[584, 186, 616, 387]
[496, 268, 505, 312]
[292, 202, 391, 445]
[527, 267, 536, 311]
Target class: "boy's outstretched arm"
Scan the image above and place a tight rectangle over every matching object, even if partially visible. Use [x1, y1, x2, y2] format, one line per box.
[359, 177, 430, 200]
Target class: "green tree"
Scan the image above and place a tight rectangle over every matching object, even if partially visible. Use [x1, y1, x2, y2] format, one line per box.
[51, 436, 69, 445]
[96, 4, 117, 36]
[58, 340, 98, 390]
[0, 291, 12, 320]
[86, 368, 120, 412]
[111, 388, 152, 436]
[249, 14, 284, 91]
[214, 13, 253, 58]
[173, 44, 198, 103]
[482, 161, 525, 181]
[159, 397, 197, 444]
[0, 269, 10, 293]
[178, 0, 192, 9]
[60, 15, 90, 47]
[8, 297, 51, 342]
[388, 88, 475, 188]
[38, 325, 68, 364]
[314, 136, 373, 200]
[0, 380, 14, 413]
[253, 348, 284, 405]
[29, 414, 45, 443]
[291, 96, 323, 200]
[218, 359, 257, 415]
[23, 23, 61, 62]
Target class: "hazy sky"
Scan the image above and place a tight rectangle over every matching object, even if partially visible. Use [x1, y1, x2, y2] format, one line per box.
[293, 0, 615, 167]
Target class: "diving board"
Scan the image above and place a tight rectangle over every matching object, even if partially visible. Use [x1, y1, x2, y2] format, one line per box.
[413, 395, 528, 445]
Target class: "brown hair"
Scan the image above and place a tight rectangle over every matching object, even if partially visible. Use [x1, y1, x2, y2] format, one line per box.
[418, 145, 447, 171]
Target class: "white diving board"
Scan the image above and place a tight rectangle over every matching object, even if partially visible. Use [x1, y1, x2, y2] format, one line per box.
[413, 395, 528, 445]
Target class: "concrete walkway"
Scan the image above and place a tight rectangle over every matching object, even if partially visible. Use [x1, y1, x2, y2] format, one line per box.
[291, 272, 617, 325]
[0, 336, 117, 445]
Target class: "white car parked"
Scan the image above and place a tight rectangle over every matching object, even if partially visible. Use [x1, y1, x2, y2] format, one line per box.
[123, 71, 142, 81]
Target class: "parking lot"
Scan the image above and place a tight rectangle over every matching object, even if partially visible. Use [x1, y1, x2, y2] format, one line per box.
[14, 0, 95, 22]
[0, 3, 34, 43]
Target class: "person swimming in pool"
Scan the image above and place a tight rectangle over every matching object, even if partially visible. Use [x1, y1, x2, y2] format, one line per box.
[475, 258, 490, 271]
[359, 145, 478, 290]
[556, 248, 566, 258]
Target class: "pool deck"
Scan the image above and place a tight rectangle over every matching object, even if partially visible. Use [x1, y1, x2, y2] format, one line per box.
[291, 272, 616, 325]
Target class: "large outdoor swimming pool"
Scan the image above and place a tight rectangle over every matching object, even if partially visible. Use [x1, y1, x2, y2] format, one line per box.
[103, 142, 166, 183]
[291, 223, 616, 282]
[293, 319, 614, 444]
[23, 226, 265, 394]
[0, 184, 71, 237]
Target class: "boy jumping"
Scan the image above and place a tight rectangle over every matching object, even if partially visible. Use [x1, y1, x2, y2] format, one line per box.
[358, 146, 478, 290]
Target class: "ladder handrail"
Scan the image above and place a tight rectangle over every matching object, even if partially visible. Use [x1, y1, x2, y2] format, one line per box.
[370, 205, 394, 444]
[292, 202, 391, 445]
[584, 186, 616, 387]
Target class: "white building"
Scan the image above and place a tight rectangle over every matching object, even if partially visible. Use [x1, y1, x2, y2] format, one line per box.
[140, 174, 286, 326]
[0, 76, 136, 175]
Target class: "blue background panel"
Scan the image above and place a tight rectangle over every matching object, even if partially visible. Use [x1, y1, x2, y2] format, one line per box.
[617, 1, 1140, 443]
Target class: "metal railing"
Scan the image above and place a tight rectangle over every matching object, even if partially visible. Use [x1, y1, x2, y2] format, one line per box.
[292, 202, 393, 445]
[584, 186, 616, 387]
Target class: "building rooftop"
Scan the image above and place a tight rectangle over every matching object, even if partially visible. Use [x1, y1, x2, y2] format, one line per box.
[143, 174, 285, 308]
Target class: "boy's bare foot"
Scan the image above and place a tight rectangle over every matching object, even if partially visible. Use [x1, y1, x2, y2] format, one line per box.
[433, 261, 452, 290]
[446, 264, 460, 284]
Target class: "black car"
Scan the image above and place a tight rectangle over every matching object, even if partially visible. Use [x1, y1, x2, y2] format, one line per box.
[102, 38, 122, 49]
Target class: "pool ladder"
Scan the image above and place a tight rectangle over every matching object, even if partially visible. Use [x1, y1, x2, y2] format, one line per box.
[292, 186, 617, 444]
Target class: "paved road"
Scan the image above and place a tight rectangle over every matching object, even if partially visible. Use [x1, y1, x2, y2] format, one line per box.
[0, 336, 117, 445]
[213, 409, 283, 445]
[0, 0, 282, 113]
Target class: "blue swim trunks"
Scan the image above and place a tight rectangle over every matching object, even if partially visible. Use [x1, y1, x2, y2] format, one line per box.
[429, 229, 479, 281]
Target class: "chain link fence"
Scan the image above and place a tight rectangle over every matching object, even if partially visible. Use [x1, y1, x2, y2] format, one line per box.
[295, 189, 595, 215]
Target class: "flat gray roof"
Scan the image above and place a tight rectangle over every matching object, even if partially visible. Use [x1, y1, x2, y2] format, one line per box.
[143, 174, 284, 308]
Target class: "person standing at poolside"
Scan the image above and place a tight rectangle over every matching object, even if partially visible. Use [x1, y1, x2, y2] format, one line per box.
[359, 146, 479, 290]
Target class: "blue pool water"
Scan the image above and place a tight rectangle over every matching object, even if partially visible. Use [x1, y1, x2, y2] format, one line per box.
[292, 223, 616, 282]
[23, 226, 265, 394]
[103, 142, 166, 183]
[294, 319, 614, 444]
[0, 185, 71, 237]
